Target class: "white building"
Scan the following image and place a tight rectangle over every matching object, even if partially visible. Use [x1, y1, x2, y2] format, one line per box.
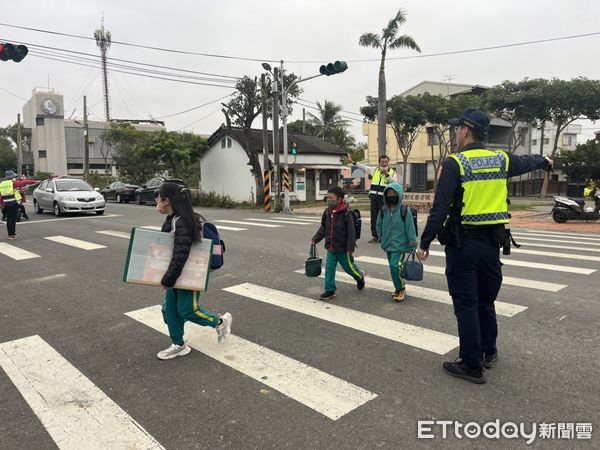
[202, 126, 346, 203]
[529, 123, 582, 155]
[21, 88, 165, 177]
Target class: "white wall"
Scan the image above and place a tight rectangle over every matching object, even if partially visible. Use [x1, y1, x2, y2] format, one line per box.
[200, 138, 256, 202]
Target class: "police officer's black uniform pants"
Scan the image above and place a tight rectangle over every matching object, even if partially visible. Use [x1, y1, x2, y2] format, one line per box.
[369, 195, 383, 238]
[445, 233, 502, 370]
[5, 203, 19, 237]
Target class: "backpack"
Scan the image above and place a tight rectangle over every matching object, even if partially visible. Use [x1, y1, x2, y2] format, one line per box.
[380, 205, 418, 236]
[200, 219, 225, 271]
[171, 215, 225, 270]
[346, 209, 362, 240]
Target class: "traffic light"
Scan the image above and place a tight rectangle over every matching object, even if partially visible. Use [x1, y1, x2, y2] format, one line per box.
[290, 141, 298, 155]
[319, 60, 348, 76]
[0, 43, 28, 62]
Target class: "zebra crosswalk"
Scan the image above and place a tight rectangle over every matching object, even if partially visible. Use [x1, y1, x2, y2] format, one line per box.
[1, 223, 599, 445]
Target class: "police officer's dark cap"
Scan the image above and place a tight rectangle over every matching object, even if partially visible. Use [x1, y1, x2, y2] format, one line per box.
[448, 108, 490, 133]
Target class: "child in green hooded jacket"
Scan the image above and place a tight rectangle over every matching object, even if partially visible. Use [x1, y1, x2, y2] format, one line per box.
[376, 183, 418, 301]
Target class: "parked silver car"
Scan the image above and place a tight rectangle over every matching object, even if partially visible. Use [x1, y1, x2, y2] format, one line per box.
[32, 178, 106, 217]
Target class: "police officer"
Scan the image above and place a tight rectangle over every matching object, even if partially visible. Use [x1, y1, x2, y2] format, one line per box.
[416, 109, 552, 384]
[348, 154, 398, 243]
[0, 170, 20, 239]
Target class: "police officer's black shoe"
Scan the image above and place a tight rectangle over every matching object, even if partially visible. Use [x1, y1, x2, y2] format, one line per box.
[483, 352, 498, 369]
[443, 360, 486, 384]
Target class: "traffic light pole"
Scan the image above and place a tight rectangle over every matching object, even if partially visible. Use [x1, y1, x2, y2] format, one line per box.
[281, 72, 323, 214]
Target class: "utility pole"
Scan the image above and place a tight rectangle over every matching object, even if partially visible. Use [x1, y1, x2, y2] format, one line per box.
[302, 108, 306, 134]
[280, 60, 293, 213]
[83, 95, 90, 181]
[272, 68, 281, 212]
[16, 114, 22, 178]
[261, 74, 271, 211]
[94, 17, 112, 121]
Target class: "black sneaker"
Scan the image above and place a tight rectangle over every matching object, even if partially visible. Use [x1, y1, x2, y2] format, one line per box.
[483, 352, 498, 369]
[319, 291, 336, 300]
[442, 360, 486, 384]
[357, 277, 365, 290]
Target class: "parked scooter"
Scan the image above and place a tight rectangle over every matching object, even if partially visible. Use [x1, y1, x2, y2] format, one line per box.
[551, 188, 600, 223]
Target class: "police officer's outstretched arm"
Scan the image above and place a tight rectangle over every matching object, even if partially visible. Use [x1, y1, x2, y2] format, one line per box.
[507, 154, 552, 177]
[417, 158, 461, 260]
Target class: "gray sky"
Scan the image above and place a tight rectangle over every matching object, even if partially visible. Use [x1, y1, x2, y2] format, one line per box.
[2, 0, 600, 142]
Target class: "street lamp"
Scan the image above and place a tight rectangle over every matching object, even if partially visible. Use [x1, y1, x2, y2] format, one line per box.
[262, 63, 272, 72]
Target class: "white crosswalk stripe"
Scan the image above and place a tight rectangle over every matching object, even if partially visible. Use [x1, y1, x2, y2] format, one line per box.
[293, 270, 527, 317]
[524, 229, 600, 240]
[354, 256, 567, 291]
[0, 335, 164, 450]
[513, 231, 600, 243]
[223, 283, 459, 355]
[429, 241, 600, 261]
[514, 236, 600, 247]
[425, 250, 594, 274]
[142, 225, 162, 231]
[126, 305, 377, 421]
[507, 240, 600, 253]
[216, 220, 281, 228]
[44, 235, 106, 250]
[97, 230, 131, 239]
[246, 218, 313, 225]
[0, 242, 41, 260]
[217, 225, 247, 231]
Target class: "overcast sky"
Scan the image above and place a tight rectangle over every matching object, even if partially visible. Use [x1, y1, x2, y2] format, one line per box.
[2, 0, 599, 143]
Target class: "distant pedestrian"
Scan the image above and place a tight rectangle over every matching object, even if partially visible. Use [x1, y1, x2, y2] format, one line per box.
[155, 182, 232, 360]
[376, 183, 417, 302]
[311, 186, 365, 300]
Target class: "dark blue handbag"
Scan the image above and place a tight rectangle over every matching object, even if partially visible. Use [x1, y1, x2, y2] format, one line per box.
[402, 251, 423, 281]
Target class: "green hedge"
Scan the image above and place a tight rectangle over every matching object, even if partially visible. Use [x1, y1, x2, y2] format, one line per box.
[190, 190, 240, 209]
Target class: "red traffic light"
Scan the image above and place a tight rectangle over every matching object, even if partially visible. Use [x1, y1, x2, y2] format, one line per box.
[0, 43, 28, 62]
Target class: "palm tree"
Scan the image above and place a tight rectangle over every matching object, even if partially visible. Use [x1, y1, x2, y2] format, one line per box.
[359, 9, 421, 157]
[308, 100, 349, 141]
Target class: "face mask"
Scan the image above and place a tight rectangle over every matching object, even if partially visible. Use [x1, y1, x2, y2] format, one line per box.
[327, 200, 338, 209]
[385, 195, 399, 205]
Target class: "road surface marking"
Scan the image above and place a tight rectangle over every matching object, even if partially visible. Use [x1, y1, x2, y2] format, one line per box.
[354, 256, 568, 291]
[293, 270, 527, 317]
[246, 218, 313, 225]
[525, 229, 600, 239]
[126, 305, 376, 421]
[514, 231, 600, 242]
[216, 225, 247, 231]
[511, 236, 600, 247]
[216, 220, 281, 228]
[97, 230, 131, 239]
[141, 226, 162, 231]
[44, 236, 106, 250]
[0, 335, 164, 450]
[0, 243, 40, 260]
[223, 283, 458, 355]
[19, 214, 121, 225]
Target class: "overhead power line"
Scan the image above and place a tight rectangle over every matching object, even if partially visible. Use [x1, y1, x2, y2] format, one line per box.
[154, 93, 235, 119]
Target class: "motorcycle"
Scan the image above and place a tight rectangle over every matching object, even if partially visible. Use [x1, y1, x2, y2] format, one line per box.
[551, 188, 600, 223]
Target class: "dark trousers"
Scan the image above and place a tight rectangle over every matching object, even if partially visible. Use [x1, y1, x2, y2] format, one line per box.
[369, 195, 383, 238]
[445, 234, 502, 370]
[5, 203, 19, 237]
[20, 204, 28, 219]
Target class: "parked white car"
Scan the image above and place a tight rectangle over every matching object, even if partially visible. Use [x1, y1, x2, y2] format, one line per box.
[32, 178, 106, 217]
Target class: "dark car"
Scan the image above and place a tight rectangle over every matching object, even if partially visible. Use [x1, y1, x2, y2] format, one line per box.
[101, 181, 140, 203]
[135, 177, 187, 205]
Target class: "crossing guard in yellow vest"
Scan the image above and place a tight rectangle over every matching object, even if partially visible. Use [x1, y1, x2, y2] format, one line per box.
[0, 170, 20, 239]
[417, 109, 552, 384]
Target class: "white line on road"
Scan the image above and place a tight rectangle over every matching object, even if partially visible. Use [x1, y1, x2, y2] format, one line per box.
[293, 270, 527, 317]
[0, 335, 164, 450]
[216, 220, 281, 228]
[510, 240, 600, 253]
[268, 216, 322, 223]
[30, 273, 67, 282]
[18, 214, 121, 225]
[141, 226, 162, 231]
[223, 283, 459, 355]
[512, 236, 600, 247]
[44, 235, 106, 250]
[354, 256, 568, 291]
[425, 250, 594, 275]
[246, 218, 313, 225]
[97, 230, 131, 239]
[0, 243, 40, 260]
[126, 305, 376, 421]
[525, 229, 600, 239]
[430, 241, 600, 261]
[513, 231, 600, 242]
[217, 225, 247, 231]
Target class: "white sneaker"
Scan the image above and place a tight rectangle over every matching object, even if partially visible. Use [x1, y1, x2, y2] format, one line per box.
[156, 343, 191, 360]
[216, 312, 232, 343]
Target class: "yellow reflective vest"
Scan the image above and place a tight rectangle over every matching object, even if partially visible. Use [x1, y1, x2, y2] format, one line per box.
[369, 167, 395, 196]
[449, 149, 510, 226]
[0, 180, 17, 205]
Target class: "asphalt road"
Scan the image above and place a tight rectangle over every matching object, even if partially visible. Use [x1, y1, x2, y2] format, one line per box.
[0, 202, 598, 449]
